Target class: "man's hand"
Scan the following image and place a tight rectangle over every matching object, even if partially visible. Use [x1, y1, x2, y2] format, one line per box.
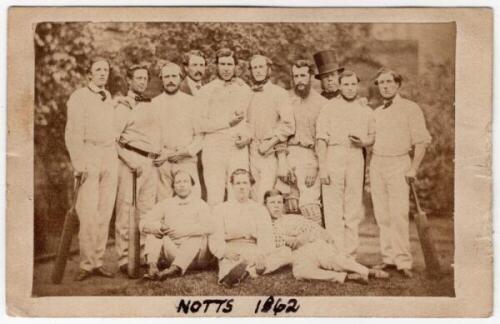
[234, 135, 251, 149]
[132, 165, 143, 178]
[258, 139, 276, 156]
[405, 167, 417, 184]
[229, 111, 244, 127]
[74, 170, 88, 185]
[305, 169, 318, 188]
[223, 251, 240, 261]
[357, 97, 369, 106]
[319, 168, 330, 185]
[168, 147, 191, 163]
[153, 150, 172, 167]
[348, 135, 364, 148]
[254, 254, 266, 275]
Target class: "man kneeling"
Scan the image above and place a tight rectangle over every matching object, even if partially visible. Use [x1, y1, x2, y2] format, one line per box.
[265, 189, 389, 284]
[140, 170, 215, 280]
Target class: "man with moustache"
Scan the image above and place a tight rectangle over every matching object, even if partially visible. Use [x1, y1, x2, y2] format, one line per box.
[313, 50, 344, 100]
[180, 50, 207, 97]
[370, 68, 431, 278]
[140, 170, 215, 280]
[152, 62, 203, 201]
[197, 48, 253, 206]
[282, 60, 326, 225]
[179, 50, 208, 201]
[114, 64, 160, 276]
[246, 54, 295, 203]
[317, 70, 375, 260]
[65, 56, 118, 281]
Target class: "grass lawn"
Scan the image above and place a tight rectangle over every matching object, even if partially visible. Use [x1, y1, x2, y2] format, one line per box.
[32, 216, 454, 297]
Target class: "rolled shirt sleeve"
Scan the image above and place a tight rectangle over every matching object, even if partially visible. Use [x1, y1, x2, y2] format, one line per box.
[409, 103, 432, 146]
[65, 91, 87, 171]
[273, 93, 295, 141]
[315, 105, 330, 144]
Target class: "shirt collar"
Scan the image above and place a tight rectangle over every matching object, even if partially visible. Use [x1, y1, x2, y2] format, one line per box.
[88, 82, 106, 94]
[174, 195, 193, 205]
[187, 76, 202, 90]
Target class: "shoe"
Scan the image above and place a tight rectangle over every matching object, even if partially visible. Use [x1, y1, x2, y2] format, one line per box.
[369, 269, 390, 279]
[93, 267, 115, 278]
[372, 263, 397, 271]
[158, 265, 181, 281]
[75, 269, 92, 281]
[220, 261, 249, 288]
[346, 273, 369, 285]
[143, 263, 160, 280]
[119, 264, 128, 275]
[400, 268, 413, 278]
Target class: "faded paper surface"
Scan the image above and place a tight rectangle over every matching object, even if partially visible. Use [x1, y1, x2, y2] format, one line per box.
[6, 6, 492, 317]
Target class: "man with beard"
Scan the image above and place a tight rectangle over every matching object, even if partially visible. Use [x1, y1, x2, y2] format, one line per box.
[180, 50, 208, 201]
[370, 68, 431, 278]
[114, 64, 160, 276]
[65, 56, 118, 281]
[247, 54, 295, 203]
[317, 70, 375, 260]
[313, 50, 344, 100]
[285, 59, 325, 225]
[197, 48, 253, 206]
[180, 50, 206, 97]
[152, 62, 202, 201]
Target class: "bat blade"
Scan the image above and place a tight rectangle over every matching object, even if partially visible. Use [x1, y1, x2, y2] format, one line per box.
[127, 172, 141, 278]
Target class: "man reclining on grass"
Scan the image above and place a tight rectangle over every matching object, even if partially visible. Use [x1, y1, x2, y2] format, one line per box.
[209, 169, 293, 288]
[264, 189, 389, 284]
[140, 170, 215, 280]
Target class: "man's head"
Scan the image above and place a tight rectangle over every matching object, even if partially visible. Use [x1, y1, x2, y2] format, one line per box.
[249, 55, 272, 83]
[229, 169, 255, 202]
[319, 71, 340, 94]
[172, 170, 195, 199]
[182, 50, 207, 82]
[374, 68, 402, 99]
[88, 56, 110, 88]
[291, 59, 314, 99]
[160, 62, 183, 95]
[215, 48, 237, 81]
[339, 70, 360, 101]
[263, 189, 285, 220]
[127, 64, 149, 95]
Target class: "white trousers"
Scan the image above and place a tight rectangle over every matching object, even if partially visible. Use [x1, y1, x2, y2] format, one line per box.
[322, 145, 365, 258]
[115, 154, 157, 267]
[157, 158, 200, 202]
[370, 154, 412, 270]
[202, 141, 249, 206]
[287, 146, 321, 207]
[217, 241, 292, 281]
[144, 235, 213, 274]
[76, 145, 118, 271]
[292, 240, 369, 282]
[250, 144, 277, 203]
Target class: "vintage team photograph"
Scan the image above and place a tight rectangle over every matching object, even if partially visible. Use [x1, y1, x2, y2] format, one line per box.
[29, 18, 457, 299]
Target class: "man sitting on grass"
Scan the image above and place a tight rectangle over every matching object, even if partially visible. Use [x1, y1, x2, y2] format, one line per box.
[140, 170, 215, 280]
[264, 189, 389, 284]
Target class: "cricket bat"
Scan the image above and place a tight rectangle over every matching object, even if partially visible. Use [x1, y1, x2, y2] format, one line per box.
[127, 170, 141, 278]
[51, 174, 82, 284]
[409, 181, 442, 278]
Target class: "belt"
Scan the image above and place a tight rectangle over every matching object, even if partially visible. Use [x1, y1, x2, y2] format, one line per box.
[226, 238, 257, 244]
[120, 142, 159, 159]
[288, 143, 314, 149]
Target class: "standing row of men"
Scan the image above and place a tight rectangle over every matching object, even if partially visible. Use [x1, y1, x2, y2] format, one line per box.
[64, 48, 431, 282]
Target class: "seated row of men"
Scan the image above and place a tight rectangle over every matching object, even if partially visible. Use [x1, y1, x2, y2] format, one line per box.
[142, 169, 389, 287]
[64, 48, 431, 282]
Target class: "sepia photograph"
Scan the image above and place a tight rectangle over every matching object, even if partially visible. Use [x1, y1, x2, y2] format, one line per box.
[6, 6, 492, 317]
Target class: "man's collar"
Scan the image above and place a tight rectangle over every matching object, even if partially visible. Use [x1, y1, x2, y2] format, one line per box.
[187, 76, 202, 90]
[88, 82, 105, 93]
[175, 195, 193, 205]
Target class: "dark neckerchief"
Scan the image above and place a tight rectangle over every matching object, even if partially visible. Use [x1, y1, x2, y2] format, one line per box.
[321, 90, 340, 100]
[383, 95, 397, 109]
[87, 86, 107, 101]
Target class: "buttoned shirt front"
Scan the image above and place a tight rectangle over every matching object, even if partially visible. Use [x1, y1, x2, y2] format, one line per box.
[273, 214, 327, 249]
[152, 91, 202, 157]
[115, 90, 162, 154]
[288, 89, 326, 148]
[140, 195, 212, 237]
[197, 78, 253, 145]
[373, 94, 432, 156]
[316, 97, 375, 146]
[65, 84, 115, 170]
[210, 200, 275, 258]
[247, 82, 295, 142]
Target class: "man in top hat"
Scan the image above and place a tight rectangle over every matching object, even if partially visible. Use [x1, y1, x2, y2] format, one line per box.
[197, 48, 253, 206]
[313, 50, 344, 100]
[114, 63, 160, 275]
[284, 59, 325, 225]
[316, 70, 375, 260]
[370, 68, 431, 278]
[65, 56, 118, 281]
[152, 62, 203, 201]
[246, 54, 295, 203]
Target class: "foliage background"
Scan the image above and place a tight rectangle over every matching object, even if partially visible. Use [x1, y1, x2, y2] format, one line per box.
[34, 22, 455, 255]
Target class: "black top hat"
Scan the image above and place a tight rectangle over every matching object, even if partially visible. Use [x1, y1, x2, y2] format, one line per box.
[313, 50, 344, 80]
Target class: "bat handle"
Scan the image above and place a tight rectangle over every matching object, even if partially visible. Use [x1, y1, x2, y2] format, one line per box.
[409, 181, 423, 214]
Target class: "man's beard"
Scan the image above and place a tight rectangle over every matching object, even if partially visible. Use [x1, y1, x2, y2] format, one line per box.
[164, 84, 180, 95]
[294, 82, 312, 99]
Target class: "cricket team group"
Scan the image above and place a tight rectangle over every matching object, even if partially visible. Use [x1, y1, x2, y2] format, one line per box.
[64, 47, 431, 287]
